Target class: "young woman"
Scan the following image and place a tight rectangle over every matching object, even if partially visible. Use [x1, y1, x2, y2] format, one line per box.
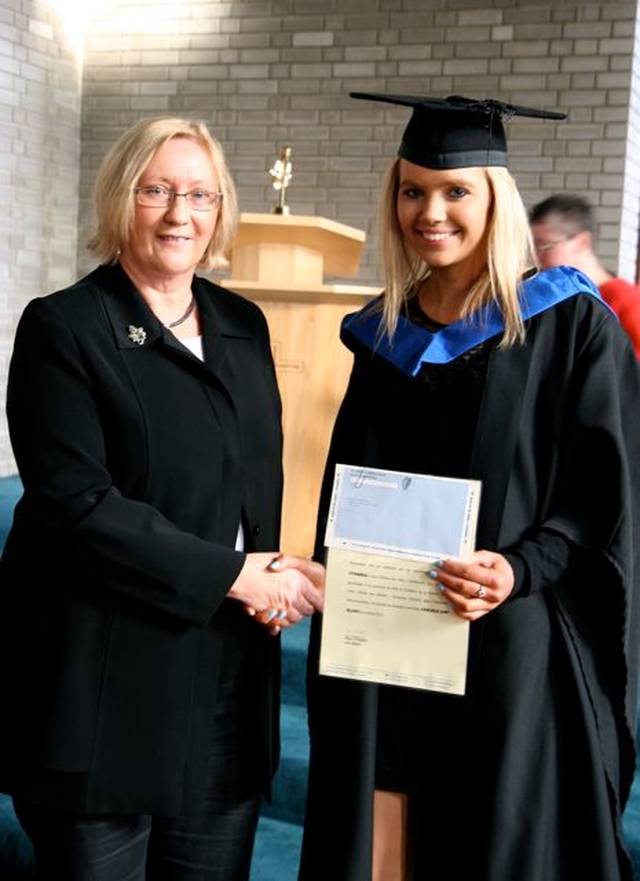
[298, 93, 640, 881]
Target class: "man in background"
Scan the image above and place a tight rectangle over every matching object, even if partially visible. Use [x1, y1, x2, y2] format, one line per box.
[529, 192, 640, 358]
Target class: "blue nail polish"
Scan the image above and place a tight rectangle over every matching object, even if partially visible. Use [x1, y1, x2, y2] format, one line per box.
[438, 584, 446, 594]
[267, 610, 277, 620]
[428, 569, 439, 580]
[277, 610, 287, 620]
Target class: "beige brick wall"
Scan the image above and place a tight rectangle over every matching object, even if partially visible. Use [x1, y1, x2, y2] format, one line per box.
[2, 0, 639, 474]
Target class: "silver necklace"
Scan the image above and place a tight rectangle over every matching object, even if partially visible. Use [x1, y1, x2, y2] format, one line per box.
[165, 296, 196, 329]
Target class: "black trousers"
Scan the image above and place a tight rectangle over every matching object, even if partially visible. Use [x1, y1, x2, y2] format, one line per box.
[14, 792, 261, 881]
[12, 652, 264, 881]
[12, 609, 269, 880]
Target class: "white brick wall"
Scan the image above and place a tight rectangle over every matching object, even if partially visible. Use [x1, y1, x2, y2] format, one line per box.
[2, 0, 639, 474]
[0, 0, 82, 474]
[76, 0, 640, 285]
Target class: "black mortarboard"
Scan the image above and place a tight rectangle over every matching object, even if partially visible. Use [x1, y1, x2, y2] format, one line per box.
[350, 92, 567, 170]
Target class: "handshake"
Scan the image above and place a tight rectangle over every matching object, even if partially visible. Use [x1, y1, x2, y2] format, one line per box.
[227, 551, 325, 636]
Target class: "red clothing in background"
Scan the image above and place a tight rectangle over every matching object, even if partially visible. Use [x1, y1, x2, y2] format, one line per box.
[600, 277, 640, 359]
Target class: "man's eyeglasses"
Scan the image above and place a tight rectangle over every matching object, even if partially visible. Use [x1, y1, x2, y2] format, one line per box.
[133, 185, 224, 211]
[534, 234, 575, 254]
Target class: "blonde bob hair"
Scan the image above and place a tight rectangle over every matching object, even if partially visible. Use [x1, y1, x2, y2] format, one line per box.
[87, 117, 239, 271]
[377, 158, 537, 347]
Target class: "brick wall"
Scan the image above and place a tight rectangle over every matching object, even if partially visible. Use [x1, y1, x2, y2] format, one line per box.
[1, 0, 639, 473]
[620, 7, 640, 276]
[77, 0, 640, 284]
[0, 0, 82, 474]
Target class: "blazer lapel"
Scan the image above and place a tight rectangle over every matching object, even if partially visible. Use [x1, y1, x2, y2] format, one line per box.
[97, 264, 163, 351]
[96, 266, 255, 398]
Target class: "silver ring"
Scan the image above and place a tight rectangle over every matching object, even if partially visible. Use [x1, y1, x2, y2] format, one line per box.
[476, 585, 486, 599]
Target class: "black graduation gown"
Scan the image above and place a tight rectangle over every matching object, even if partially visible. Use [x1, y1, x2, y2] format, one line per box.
[299, 267, 640, 881]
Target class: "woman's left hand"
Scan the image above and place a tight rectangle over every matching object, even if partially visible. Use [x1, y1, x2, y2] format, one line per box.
[430, 549, 515, 621]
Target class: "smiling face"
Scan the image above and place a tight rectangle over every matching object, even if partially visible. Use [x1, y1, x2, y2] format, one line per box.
[120, 136, 220, 288]
[396, 160, 493, 277]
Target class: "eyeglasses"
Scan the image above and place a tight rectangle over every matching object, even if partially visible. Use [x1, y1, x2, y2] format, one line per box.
[133, 185, 224, 211]
[534, 234, 575, 254]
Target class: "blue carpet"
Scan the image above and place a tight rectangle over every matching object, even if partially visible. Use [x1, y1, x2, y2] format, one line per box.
[0, 795, 34, 880]
[625, 773, 640, 878]
[0, 475, 20, 548]
[251, 816, 302, 881]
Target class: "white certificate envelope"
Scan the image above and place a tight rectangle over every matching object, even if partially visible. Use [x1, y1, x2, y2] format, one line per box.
[320, 464, 482, 695]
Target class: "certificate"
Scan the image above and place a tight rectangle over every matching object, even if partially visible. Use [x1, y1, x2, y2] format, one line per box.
[319, 464, 482, 695]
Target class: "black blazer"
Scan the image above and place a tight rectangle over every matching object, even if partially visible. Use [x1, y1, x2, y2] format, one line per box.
[0, 263, 284, 814]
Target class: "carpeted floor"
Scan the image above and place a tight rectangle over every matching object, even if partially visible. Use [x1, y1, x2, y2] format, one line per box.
[625, 773, 640, 880]
[250, 614, 309, 879]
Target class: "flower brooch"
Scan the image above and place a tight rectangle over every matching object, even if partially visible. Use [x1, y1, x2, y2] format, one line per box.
[127, 325, 147, 346]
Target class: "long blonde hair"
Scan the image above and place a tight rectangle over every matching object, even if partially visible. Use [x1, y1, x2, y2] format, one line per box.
[377, 159, 537, 346]
[86, 117, 239, 271]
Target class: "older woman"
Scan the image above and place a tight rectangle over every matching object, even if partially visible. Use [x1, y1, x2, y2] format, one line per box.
[0, 116, 324, 881]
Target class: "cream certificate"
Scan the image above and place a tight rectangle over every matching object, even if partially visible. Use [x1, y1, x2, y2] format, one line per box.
[320, 464, 482, 695]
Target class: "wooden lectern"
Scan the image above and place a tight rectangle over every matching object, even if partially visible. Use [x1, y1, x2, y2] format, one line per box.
[222, 213, 381, 556]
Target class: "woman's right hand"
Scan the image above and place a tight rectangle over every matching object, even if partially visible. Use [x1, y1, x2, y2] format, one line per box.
[227, 552, 325, 634]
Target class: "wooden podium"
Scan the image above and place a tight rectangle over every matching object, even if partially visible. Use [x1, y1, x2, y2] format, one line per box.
[222, 213, 381, 556]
